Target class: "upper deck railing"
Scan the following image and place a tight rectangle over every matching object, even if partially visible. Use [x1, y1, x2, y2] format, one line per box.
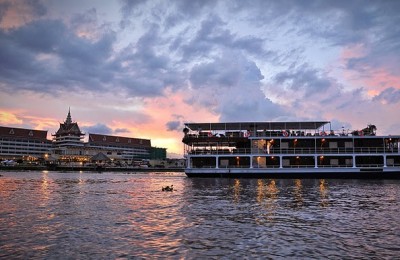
[187, 147, 400, 155]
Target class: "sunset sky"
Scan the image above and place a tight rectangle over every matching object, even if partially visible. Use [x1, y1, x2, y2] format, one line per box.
[1, 0, 400, 157]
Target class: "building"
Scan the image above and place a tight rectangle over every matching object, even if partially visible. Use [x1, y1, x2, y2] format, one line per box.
[150, 147, 167, 160]
[88, 133, 152, 161]
[0, 109, 167, 164]
[0, 126, 52, 160]
[53, 108, 85, 148]
[51, 110, 159, 163]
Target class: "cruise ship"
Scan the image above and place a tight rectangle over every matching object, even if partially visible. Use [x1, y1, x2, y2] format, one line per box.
[182, 121, 400, 178]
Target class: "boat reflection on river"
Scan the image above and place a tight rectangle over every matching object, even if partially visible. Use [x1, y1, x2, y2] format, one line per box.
[224, 178, 330, 210]
[1, 171, 399, 259]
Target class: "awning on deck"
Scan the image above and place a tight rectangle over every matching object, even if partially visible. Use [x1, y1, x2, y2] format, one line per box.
[184, 121, 330, 131]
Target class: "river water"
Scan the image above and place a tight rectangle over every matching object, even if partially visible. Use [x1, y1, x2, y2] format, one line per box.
[0, 171, 399, 259]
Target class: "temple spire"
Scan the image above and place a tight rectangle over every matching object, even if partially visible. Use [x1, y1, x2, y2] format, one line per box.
[65, 107, 72, 125]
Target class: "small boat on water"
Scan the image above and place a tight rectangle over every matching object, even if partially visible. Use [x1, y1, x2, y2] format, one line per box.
[162, 185, 174, 191]
[182, 121, 400, 179]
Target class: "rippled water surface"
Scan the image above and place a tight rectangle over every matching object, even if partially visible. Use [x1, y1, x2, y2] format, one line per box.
[1, 171, 400, 259]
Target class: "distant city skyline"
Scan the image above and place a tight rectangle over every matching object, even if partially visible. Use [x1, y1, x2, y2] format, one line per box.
[1, 0, 400, 157]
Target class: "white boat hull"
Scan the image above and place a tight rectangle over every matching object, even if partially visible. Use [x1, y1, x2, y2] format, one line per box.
[185, 167, 400, 179]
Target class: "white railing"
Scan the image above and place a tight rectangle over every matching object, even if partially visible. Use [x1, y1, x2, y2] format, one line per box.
[187, 147, 399, 155]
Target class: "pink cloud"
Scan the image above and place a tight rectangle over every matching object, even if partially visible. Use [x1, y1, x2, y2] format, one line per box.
[339, 44, 400, 98]
[0, 110, 23, 125]
[0, 1, 44, 30]
[107, 90, 218, 155]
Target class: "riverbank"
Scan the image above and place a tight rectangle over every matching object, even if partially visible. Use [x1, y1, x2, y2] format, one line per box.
[0, 165, 184, 172]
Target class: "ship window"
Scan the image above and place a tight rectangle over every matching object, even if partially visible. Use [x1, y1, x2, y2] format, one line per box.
[282, 159, 290, 166]
[281, 142, 289, 149]
[387, 159, 395, 166]
[220, 160, 229, 167]
[345, 142, 353, 148]
[345, 159, 353, 165]
[329, 142, 337, 149]
[330, 159, 339, 165]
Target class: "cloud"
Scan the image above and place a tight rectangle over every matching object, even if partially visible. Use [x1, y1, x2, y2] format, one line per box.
[2, 0, 400, 154]
[115, 128, 130, 134]
[273, 65, 332, 97]
[83, 123, 113, 135]
[175, 0, 218, 17]
[70, 8, 103, 40]
[0, 0, 47, 29]
[188, 51, 287, 121]
[166, 121, 181, 131]
[179, 14, 269, 61]
[0, 18, 117, 94]
[119, 0, 148, 18]
[0, 111, 23, 125]
[373, 87, 400, 104]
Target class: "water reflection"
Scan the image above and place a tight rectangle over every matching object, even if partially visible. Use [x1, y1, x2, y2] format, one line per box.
[293, 179, 303, 208]
[319, 179, 329, 207]
[256, 179, 264, 203]
[255, 179, 280, 223]
[232, 179, 241, 203]
[0, 172, 399, 259]
[39, 172, 50, 210]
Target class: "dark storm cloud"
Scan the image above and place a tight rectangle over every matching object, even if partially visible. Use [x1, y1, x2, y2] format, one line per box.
[84, 123, 113, 135]
[9, 19, 64, 52]
[0, 15, 180, 97]
[0, 18, 117, 94]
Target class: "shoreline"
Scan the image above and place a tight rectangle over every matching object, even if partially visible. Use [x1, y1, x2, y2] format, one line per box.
[0, 165, 184, 172]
